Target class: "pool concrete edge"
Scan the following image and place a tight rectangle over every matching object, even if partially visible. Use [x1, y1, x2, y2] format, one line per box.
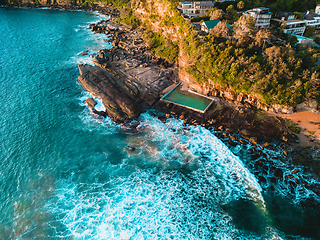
[160, 84, 215, 114]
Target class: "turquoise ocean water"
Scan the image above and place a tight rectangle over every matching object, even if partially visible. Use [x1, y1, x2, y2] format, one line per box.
[0, 7, 320, 239]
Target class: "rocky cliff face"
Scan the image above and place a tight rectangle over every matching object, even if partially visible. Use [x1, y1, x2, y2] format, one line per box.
[77, 20, 177, 122]
[128, 0, 305, 114]
[78, 64, 142, 122]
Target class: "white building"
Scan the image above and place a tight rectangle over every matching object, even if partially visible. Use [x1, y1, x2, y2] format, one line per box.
[244, 7, 272, 29]
[304, 11, 320, 29]
[274, 12, 296, 21]
[316, 5, 320, 14]
[179, 1, 214, 18]
[282, 20, 306, 35]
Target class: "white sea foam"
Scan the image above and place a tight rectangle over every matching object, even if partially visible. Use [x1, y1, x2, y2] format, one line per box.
[77, 92, 117, 134]
[78, 91, 105, 111]
[70, 55, 94, 66]
[93, 11, 107, 21]
[94, 97, 105, 111]
[69, 23, 111, 66]
[46, 113, 280, 239]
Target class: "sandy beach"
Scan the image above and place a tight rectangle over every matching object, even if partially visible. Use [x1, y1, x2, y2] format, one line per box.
[279, 109, 320, 148]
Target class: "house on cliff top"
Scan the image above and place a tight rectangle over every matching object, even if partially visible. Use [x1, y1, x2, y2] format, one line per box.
[244, 7, 272, 29]
[201, 19, 220, 32]
[200, 19, 232, 34]
[178, 1, 214, 18]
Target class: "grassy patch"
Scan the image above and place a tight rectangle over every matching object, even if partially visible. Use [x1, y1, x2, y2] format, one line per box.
[308, 130, 316, 136]
[143, 29, 179, 63]
[285, 119, 301, 134]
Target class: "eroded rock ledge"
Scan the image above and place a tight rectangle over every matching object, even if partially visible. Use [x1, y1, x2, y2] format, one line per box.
[77, 20, 176, 122]
[77, 19, 320, 177]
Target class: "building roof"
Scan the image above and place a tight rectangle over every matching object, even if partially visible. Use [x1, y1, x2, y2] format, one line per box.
[304, 11, 320, 20]
[203, 19, 220, 29]
[255, 7, 269, 11]
[246, 8, 272, 15]
[283, 19, 306, 24]
[180, 1, 213, 5]
[195, 2, 214, 6]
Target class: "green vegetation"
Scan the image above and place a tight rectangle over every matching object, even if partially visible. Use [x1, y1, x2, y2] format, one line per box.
[308, 130, 316, 136]
[289, 35, 298, 47]
[116, 7, 141, 29]
[98, 0, 130, 8]
[143, 29, 179, 63]
[285, 119, 301, 134]
[131, 0, 320, 107]
[314, 37, 320, 45]
[216, 0, 318, 12]
[191, 16, 209, 22]
[305, 26, 316, 37]
[183, 27, 320, 106]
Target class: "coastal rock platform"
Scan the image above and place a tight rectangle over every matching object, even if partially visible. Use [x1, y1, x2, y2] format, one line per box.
[77, 21, 177, 122]
[78, 20, 320, 177]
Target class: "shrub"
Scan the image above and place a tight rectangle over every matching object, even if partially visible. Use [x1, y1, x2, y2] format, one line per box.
[116, 7, 141, 29]
[285, 119, 301, 134]
[191, 16, 210, 22]
[314, 37, 320, 45]
[144, 30, 179, 63]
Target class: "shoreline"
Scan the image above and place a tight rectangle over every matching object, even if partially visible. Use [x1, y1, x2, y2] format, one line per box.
[76, 7, 320, 179]
[277, 109, 320, 147]
[2, 4, 320, 177]
[1, 6, 320, 239]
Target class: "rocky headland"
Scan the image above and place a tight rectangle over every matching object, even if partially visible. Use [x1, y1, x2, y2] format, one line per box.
[76, 18, 320, 179]
[78, 20, 177, 122]
[2, 0, 319, 177]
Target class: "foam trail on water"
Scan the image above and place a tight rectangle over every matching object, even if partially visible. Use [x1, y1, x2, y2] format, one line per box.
[139, 114, 265, 206]
[69, 19, 112, 66]
[93, 97, 105, 112]
[78, 90, 105, 112]
[46, 112, 278, 239]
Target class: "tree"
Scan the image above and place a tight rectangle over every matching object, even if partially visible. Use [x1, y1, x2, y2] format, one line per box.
[294, 12, 304, 20]
[305, 26, 315, 37]
[226, 4, 234, 13]
[226, 5, 234, 13]
[289, 35, 298, 47]
[237, 1, 244, 10]
[233, 15, 256, 43]
[208, 9, 224, 20]
[314, 36, 320, 44]
[255, 29, 271, 47]
[307, 71, 320, 99]
[209, 21, 229, 38]
[225, 4, 241, 22]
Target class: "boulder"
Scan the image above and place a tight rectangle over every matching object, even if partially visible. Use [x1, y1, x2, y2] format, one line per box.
[237, 93, 245, 103]
[296, 99, 318, 111]
[79, 50, 89, 55]
[222, 90, 235, 101]
[77, 64, 142, 122]
[270, 104, 294, 114]
[85, 98, 97, 108]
